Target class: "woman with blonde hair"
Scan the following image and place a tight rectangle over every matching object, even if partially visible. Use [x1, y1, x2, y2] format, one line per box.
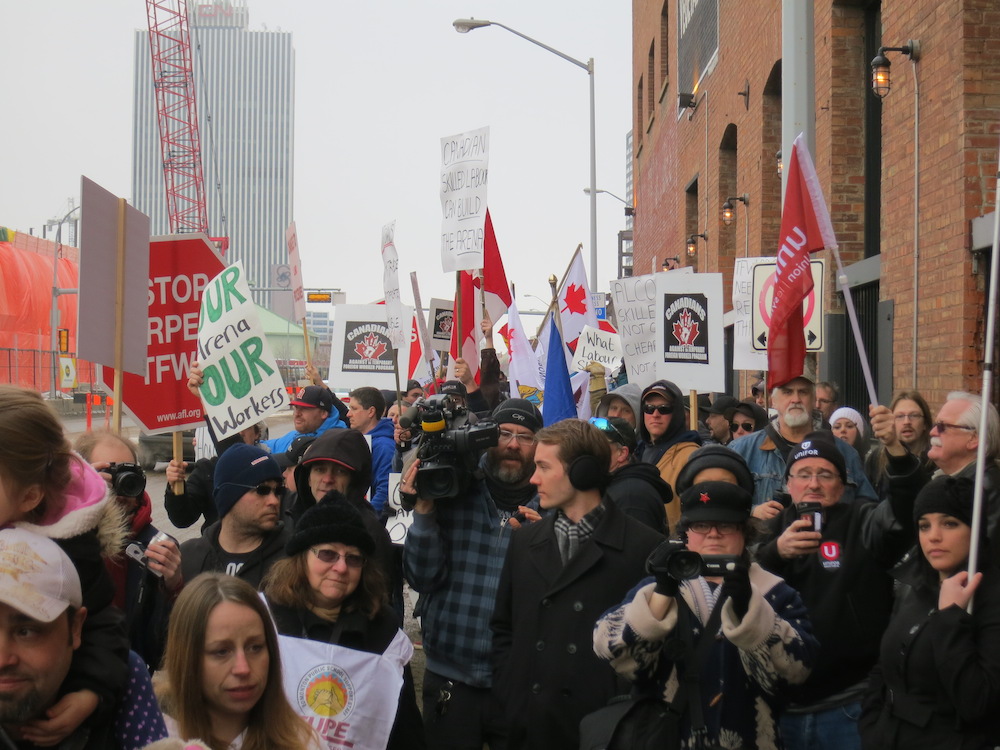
[157, 573, 317, 750]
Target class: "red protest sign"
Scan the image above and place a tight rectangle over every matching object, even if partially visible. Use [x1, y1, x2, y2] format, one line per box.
[101, 235, 225, 433]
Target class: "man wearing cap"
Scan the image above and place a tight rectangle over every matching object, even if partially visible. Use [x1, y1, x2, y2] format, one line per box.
[705, 394, 741, 446]
[261, 384, 347, 454]
[0, 528, 94, 746]
[180, 444, 290, 587]
[754, 432, 916, 750]
[637, 380, 702, 532]
[401, 397, 543, 750]
[348, 386, 396, 516]
[404, 379, 425, 405]
[491, 419, 664, 750]
[593, 416, 670, 533]
[440, 379, 468, 409]
[728, 376, 876, 519]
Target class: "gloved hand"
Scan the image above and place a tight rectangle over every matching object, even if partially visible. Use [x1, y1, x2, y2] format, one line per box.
[645, 540, 686, 597]
[721, 562, 752, 619]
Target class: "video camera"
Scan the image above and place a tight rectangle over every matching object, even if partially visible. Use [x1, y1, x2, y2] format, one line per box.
[399, 394, 499, 500]
[646, 539, 742, 581]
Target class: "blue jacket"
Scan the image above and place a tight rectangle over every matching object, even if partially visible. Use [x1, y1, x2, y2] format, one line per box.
[261, 413, 346, 454]
[728, 426, 877, 507]
[367, 417, 396, 515]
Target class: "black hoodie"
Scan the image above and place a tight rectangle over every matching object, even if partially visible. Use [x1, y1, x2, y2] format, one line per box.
[604, 462, 670, 534]
[636, 379, 703, 464]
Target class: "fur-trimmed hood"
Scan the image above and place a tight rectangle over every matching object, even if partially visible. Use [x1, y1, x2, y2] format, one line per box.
[16, 453, 128, 559]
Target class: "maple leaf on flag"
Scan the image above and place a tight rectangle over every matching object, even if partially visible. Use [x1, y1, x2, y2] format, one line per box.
[673, 309, 699, 346]
[561, 283, 588, 315]
[355, 332, 387, 360]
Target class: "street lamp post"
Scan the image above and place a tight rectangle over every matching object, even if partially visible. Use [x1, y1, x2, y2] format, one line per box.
[454, 18, 598, 292]
[48, 205, 80, 399]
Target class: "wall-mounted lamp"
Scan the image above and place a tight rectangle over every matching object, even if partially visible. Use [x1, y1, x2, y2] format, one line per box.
[721, 194, 749, 226]
[678, 92, 696, 110]
[662, 256, 680, 271]
[686, 232, 707, 257]
[871, 40, 920, 98]
[776, 149, 783, 178]
[736, 80, 749, 110]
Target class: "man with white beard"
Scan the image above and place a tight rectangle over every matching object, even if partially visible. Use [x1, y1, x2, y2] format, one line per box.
[728, 376, 877, 514]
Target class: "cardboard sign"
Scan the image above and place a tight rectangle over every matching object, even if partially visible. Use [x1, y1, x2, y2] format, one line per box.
[195, 261, 288, 439]
[428, 297, 454, 350]
[381, 222, 406, 350]
[285, 222, 306, 323]
[440, 126, 489, 272]
[609, 274, 659, 383]
[658, 272, 724, 392]
[329, 304, 413, 390]
[571, 325, 622, 372]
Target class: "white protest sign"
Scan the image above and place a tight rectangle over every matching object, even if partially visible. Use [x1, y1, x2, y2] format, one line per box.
[731, 256, 773, 371]
[571, 325, 622, 372]
[427, 297, 454, 350]
[440, 126, 489, 272]
[196, 262, 288, 439]
[278, 630, 410, 750]
[609, 274, 659, 382]
[751, 259, 825, 353]
[657, 272, 725, 392]
[380, 221, 406, 349]
[384, 473, 414, 545]
[285, 221, 306, 323]
[329, 304, 413, 390]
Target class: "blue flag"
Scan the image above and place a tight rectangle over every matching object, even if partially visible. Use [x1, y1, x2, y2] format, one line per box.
[543, 317, 576, 425]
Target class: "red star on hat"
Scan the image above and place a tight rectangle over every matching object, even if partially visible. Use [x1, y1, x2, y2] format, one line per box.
[699, 492, 711, 503]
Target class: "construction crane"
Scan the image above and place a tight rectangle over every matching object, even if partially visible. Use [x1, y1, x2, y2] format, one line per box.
[145, 0, 228, 250]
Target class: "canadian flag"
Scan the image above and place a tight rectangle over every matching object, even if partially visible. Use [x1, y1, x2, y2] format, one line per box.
[767, 134, 837, 387]
[556, 247, 598, 355]
[506, 298, 544, 406]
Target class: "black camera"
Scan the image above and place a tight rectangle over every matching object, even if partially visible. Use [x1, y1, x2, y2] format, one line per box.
[106, 462, 146, 498]
[646, 539, 741, 581]
[399, 394, 499, 500]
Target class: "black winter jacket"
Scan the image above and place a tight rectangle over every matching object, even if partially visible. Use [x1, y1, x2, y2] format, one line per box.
[179, 519, 291, 588]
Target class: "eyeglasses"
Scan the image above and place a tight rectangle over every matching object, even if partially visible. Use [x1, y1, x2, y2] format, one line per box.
[642, 403, 672, 415]
[687, 521, 741, 535]
[816, 397, 836, 406]
[788, 471, 839, 483]
[589, 417, 628, 445]
[730, 421, 754, 433]
[234, 482, 286, 498]
[893, 413, 924, 423]
[309, 548, 366, 568]
[932, 422, 976, 434]
[498, 429, 537, 446]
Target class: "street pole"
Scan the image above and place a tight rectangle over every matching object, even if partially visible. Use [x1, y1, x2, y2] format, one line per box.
[49, 205, 80, 400]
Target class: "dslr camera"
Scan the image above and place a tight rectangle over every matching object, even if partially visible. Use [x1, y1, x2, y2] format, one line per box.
[105, 462, 147, 498]
[399, 394, 499, 500]
[646, 539, 742, 581]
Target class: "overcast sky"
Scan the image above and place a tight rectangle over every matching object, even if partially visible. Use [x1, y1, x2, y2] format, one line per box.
[1, 1, 634, 316]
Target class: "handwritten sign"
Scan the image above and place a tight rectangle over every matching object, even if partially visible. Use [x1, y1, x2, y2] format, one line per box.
[285, 222, 306, 323]
[571, 325, 622, 372]
[609, 274, 659, 382]
[381, 221, 406, 349]
[440, 126, 489, 272]
[196, 262, 287, 439]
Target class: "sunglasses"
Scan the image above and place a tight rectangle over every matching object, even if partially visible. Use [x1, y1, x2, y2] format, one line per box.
[309, 547, 366, 568]
[234, 482, 286, 499]
[729, 421, 754, 433]
[589, 417, 629, 446]
[932, 421, 976, 434]
[642, 403, 672, 415]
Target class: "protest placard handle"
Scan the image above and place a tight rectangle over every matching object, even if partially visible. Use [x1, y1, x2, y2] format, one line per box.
[171, 431, 185, 495]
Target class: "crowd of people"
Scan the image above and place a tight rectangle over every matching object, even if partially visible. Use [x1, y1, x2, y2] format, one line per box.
[2, 336, 1000, 750]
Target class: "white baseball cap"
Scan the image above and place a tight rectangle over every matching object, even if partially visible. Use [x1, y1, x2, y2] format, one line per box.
[0, 527, 82, 622]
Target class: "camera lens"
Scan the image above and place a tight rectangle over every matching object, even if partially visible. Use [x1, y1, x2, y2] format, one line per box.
[114, 469, 147, 498]
[666, 550, 704, 580]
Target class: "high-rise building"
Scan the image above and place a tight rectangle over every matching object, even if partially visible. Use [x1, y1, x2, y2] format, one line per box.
[131, 0, 294, 307]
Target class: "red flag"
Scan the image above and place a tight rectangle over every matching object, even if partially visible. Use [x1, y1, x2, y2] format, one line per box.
[473, 210, 513, 324]
[450, 269, 480, 380]
[767, 134, 837, 387]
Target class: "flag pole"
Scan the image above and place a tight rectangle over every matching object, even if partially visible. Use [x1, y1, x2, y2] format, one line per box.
[829, 248, 878, 407]
[966, 130, 1000, 601]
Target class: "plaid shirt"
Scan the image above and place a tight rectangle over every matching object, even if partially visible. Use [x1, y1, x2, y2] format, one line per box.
[403, 477, 536, 687]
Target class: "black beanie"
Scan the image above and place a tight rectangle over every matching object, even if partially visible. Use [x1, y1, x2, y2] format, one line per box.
[785, 432, 847, 484]
[285, 493, 375, 557]
[492, 398, 543, 433]
[675, 444, 755, 496]
[913, 476, 974, 527]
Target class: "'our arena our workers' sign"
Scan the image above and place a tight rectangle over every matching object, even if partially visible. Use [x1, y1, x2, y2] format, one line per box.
[196, 261, 287, 439]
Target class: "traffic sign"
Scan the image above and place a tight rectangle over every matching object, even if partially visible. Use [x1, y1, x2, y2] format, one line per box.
[101, 235, 226, 434]
[750, 259, 825, 351]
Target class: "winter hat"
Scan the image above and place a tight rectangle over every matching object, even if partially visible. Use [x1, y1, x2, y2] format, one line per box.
[406, 379, 422, 393]
[0, 527, 82, 622]
[829, 407, 866, 438]
[727, 400, 769, 431]
[680, 481, 752, 524]
[785, 432, 847, 483]
[285, 493, 376, 557]
[675, 444, 755, 496]
[273, 434, 317, 470]
[708, 395, 741, 415]
[913, 476, 974, 527]
[289, 385, 334, 413]
[440, 380, 468, 398]
[492, 398, 543, 433]
[213, 444, 282, 518]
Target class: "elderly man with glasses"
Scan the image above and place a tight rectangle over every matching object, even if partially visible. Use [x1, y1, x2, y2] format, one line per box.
[754, 431, 917, 750]
[402, 398, 543, 750]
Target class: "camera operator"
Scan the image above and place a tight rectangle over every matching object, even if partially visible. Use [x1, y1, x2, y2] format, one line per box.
[401, 398, 543, 750]
[754, 432, 917, 750]
[594, 482, 817, 750]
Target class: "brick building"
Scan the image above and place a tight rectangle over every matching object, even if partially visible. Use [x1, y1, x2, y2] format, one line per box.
[630, 0, 1000, 410]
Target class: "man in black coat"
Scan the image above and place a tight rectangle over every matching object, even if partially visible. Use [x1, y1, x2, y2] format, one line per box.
[491, 419, 664, 750]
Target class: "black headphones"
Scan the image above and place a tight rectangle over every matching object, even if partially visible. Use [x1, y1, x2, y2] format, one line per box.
[568, 454, 607, 491]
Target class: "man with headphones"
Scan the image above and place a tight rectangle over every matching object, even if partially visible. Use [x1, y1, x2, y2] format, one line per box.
[490, 419, 665, 750]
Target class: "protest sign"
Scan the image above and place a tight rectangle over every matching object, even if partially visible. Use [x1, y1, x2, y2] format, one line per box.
[428, 297, 454, 350]
[329, 304, 413, 390]
[285, 222, 306, 323]
[609, 274, 659, 382]
[658, 272, 725, 392]
[440, 126, 489, 272]
[571, 325, 623, 372]
[381, 222, 406, 349]
[195, 261, 287, 439]
[731, 256, 772, 370]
